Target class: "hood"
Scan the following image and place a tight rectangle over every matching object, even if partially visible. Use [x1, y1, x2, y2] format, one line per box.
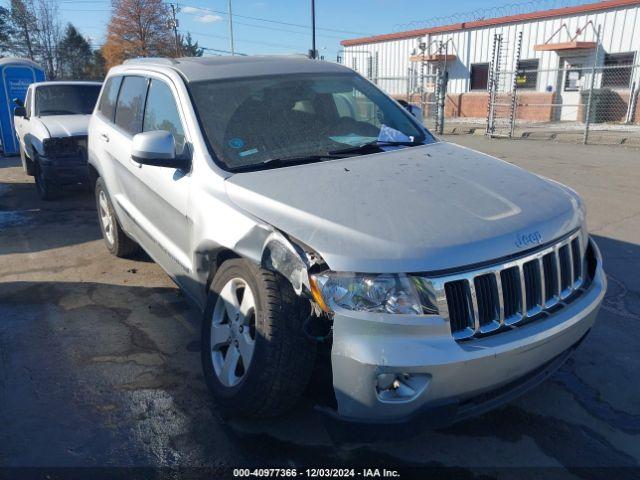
[39, 114, 90, 137]
[225, 142, 584, 273]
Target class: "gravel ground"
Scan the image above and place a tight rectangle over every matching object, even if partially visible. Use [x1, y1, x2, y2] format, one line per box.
[1, 137, 639, 479]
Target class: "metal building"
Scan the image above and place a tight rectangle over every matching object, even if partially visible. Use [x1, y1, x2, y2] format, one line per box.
[340, 0, 640, 131]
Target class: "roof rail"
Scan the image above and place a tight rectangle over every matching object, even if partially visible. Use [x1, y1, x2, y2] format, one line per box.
[123, 57, 180, 66]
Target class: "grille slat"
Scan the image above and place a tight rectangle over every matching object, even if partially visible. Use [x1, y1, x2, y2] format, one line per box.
[445, 280, 473, 335]
[542, 252, 558, 305]
[571, 238, 582, 284]
[500, 266, 522, 324]
[474, 274, 499, 329]
[437, 232, 586, 341]
[537, 258, 546, 307]
[523, 260, 542, 314]
[559, 244, 572, 296]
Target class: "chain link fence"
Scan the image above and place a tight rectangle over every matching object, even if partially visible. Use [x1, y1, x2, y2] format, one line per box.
[361, 63, 640, 144]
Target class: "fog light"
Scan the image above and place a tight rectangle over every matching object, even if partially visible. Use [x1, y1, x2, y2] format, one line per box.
[375, 373, 430, 403]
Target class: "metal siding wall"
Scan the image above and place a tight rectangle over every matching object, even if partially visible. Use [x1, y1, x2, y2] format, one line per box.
[342, 4, 640, 95]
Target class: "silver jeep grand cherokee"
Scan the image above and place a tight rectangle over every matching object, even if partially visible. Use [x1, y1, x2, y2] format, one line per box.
[88, 56, 606, 432]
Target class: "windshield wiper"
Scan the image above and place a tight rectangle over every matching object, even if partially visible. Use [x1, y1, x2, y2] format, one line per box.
[233, 154, 339, 172]
[329, 140, 424, 155]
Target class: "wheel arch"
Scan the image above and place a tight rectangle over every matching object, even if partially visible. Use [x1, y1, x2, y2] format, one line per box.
[198, 229, 326, 303]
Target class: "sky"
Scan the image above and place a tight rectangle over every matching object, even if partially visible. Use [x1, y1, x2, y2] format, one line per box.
[3, 0, 588, 60]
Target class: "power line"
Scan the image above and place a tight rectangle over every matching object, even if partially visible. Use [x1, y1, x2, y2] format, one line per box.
[179, 3, 370, 36]
[179, 10, 346, 41]
[53, 0, 369, 35]
[189, 30, 301, 51]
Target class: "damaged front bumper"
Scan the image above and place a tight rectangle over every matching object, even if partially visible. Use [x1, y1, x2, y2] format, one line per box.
[39, 155, 89, 185]
[319, 239, 606, 441]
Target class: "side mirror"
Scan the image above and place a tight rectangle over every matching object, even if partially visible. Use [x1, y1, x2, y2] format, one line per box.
[14, 106, 27, 118]
[131, 131, 188, 169]
[13, 97, 23, 107]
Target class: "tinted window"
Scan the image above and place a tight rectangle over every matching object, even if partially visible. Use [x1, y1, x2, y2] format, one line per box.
[114, 76, 148, 135]
[98, 77, 122, 121]
[143, 80, 186, 155]
[470, 63, 489, 91]
[516, 59, 539, 89]
[603, 52, 635, 88]
[35, 85, 101, 116]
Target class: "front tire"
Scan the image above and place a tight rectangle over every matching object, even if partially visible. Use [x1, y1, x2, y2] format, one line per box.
[34, 156, 58, 200]
[95, 177, 139, 257]
[19, 144, 34, 176]
[201, 259, 316, 417]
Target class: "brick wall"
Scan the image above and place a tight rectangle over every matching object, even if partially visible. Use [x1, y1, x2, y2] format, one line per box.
[454, 92, 556, 121]
[393, 90, 640, 124]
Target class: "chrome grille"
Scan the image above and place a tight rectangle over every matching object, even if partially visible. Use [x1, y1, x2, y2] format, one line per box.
[430, 231, 585, 341]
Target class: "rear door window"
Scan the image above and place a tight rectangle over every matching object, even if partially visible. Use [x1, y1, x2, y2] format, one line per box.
[143, 79, 186, 155]
[114, 76, 148, 135]
[97, 76, 122, 121]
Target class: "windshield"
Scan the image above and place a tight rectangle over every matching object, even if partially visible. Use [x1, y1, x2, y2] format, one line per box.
[35, 84, 101, 116]
[190, 73, 434, 171]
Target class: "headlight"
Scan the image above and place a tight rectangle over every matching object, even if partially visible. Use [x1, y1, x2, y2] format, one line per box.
[309, 272, 422, 315]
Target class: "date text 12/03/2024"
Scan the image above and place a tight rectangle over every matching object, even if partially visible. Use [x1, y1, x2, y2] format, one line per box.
[232, 468, 401, 478]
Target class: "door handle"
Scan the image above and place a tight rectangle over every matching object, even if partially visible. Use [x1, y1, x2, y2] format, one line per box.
[100, 133, 109, 143]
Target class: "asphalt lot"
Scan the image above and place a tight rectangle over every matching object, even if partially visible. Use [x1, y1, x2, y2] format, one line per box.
[1, 137, 639, 478]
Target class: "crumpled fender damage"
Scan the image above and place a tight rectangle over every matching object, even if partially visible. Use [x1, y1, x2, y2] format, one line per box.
[260, 230, 313, 295]
[193, 220, 323, 305]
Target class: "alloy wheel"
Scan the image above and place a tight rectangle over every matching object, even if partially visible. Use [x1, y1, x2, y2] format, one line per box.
[98, 190, 115, 245]
[210, 278, 257, 387]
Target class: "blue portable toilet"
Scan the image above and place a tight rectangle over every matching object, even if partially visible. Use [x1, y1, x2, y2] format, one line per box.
[0, 57, 46, 156]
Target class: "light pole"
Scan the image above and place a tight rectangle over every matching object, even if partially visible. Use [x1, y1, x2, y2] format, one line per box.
[310, 0, 317, 59]
[170, 3, 181, 57]
[228, 0, 235, 55]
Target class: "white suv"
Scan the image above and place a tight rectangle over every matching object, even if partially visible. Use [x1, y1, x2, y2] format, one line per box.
[88, 56, 605, 435]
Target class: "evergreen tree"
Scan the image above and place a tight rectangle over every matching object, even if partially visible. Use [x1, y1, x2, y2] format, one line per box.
[58, 24, 92, 79]
[181, 32, 203, 57]
[0, 6, 16, 56]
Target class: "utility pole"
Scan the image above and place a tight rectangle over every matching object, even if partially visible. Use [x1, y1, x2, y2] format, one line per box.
[227, 0, 235, 55]
[310, 0, 317, 58]
[170, 4, 181, 57]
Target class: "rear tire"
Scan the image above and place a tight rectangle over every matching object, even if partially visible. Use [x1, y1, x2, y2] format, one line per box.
[34, 156, 58, 200]
[95, 177, 139, 257]
[201, 259, 316, 417]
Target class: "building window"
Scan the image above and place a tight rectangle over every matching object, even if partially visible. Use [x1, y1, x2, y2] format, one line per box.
[602, 53, 635, 88]
[516, 59, 539, 89]
[470, 63, 489, 91]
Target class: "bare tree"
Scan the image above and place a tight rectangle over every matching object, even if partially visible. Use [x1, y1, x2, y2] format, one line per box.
[9, 0, 38, 60]
[32, 0, 61, 78]
[103, 0, 175, 69]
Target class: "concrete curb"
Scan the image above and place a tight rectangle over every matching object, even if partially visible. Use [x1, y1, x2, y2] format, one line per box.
[442, 125, 639, 146]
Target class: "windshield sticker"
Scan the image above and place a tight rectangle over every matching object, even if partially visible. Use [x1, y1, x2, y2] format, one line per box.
[330, 134, 377, 146]
[378, 124, 412, 143]
[239, 148, 259, 157]
[228, 137, 245, 149]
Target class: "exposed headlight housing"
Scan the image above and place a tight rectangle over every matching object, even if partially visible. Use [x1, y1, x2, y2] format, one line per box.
[309, 272, 422, 315]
